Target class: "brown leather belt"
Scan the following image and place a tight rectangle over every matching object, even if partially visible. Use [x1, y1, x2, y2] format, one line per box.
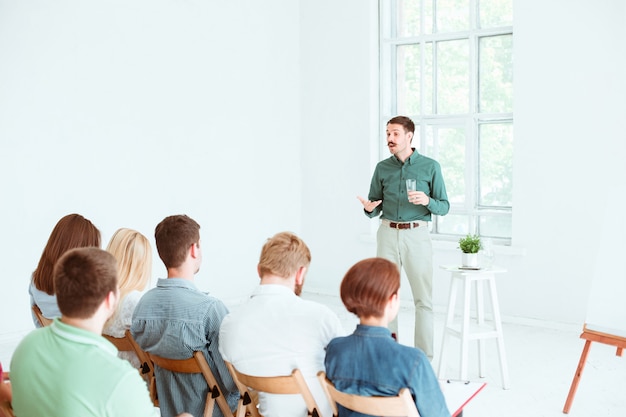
[388, 221, 421, 229]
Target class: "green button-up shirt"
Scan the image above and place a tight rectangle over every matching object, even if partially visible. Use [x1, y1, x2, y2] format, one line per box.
[366, 149, 449, 222]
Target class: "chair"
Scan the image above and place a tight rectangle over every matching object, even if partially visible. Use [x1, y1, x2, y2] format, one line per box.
[317, 371, 420, 417]
[225, 361, 321, 417]
[103, 330, 156, 403]
[32, 304, 52, 327]
[0, 397, 12, 417]
[0, 372, 13, 417]
[148, 351, 234, 417]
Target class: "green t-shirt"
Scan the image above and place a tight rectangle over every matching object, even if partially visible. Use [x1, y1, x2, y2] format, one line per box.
[11, 319, 159, 417]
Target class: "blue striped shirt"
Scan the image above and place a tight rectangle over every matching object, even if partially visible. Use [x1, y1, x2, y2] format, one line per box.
[131, 278, 238, 417]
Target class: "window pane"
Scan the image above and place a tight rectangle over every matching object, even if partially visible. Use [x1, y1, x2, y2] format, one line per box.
[479, 215, 512, 238]
[426, 126, 465, 204]
[437, 40, 469, 114]
[479, 35, 513, 113]
[397, 44, 420, 115]
[437, 214, 469, 235]
[479, 0, 513, 28]
[398, 0, 421, 37]
[424, 42, 433, 114]
[479, 123, 513, 206]
[436, 0, 469, 32]
[423, 0, 434, 34]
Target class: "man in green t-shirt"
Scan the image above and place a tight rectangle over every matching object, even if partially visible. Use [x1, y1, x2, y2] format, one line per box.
[358, 115, 449, 359]
[10, 247, 192, 417]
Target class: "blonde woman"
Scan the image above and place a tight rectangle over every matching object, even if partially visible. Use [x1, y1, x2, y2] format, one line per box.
[103, 228, 152, 368]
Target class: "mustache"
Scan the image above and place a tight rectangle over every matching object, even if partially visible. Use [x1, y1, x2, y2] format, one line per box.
[387, 142, 396, 146]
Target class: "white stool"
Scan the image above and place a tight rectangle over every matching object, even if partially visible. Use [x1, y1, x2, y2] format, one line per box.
[437, 265, 510, 389]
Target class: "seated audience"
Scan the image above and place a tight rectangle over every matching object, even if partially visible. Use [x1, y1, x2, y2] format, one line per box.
[103, 228, 153, 368]
[219, 231, 344, 417]
[131, 214, 238, 417]
[29, 213, 100, 327]
[11, 247, 192, 417]
[324, 257, 450, 417]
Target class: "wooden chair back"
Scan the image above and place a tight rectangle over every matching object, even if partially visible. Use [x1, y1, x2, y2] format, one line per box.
[0, 372, 13, 417]
[225, 361, 320, 417]
[32, 304, 52, 327]
[103, 330, 156, 403]
[317, 371, 420, 417]
[0, 399, 13, 417]
[148, 351, 234, 417]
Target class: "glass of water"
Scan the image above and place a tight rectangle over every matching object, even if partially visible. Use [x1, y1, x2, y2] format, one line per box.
[406, 179, 416, 192]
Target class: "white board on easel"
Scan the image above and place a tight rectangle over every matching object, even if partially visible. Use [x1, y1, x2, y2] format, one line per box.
[585, 205, 626, 338]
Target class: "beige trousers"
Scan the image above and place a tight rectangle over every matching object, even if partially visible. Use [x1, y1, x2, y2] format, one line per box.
[376, 223, 433, 358]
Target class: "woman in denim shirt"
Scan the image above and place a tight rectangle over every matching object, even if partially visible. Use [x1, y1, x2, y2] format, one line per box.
[325, 258, 450, 417]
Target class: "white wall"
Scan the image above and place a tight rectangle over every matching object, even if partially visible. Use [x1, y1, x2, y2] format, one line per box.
[0, 0, 302, 338]
[1, 0, 625, 351]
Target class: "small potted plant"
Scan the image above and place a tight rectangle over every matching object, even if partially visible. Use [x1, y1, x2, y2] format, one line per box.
[458, 234, 482, 267]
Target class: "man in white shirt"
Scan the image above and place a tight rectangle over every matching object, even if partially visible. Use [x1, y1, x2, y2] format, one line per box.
[219, 231, 344, 417]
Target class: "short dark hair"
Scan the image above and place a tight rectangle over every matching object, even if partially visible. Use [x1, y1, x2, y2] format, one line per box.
[155, 215, 200, 268]
[387, 115, 415, 134]
[340, 258, 400, 318]
[54, 247, 118, 319]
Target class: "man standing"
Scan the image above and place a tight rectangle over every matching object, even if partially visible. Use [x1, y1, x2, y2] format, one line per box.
[11, 247, 191, 417]
[219, 231, 344, 417]
[358, 115, 449, 359]
[131, 214, 238, 417]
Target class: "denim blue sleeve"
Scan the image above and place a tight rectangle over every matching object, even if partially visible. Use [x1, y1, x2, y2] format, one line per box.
[411, 352, 451, 417]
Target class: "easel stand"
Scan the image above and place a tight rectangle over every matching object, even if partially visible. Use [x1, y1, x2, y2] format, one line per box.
[562, 325, 626, 414]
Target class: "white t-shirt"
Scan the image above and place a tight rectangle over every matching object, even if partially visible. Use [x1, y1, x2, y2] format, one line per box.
[219, 284, 344, 417]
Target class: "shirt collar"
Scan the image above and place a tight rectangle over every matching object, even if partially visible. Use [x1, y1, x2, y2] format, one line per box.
[251, 284, 297, 298]
[392, 148, 419, 164]
[156, 277, 200, 292]
[50, 318, 117, 356]
[355, 324, 394, 338]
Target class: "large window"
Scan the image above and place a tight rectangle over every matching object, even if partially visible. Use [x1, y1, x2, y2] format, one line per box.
[380, 0, 513, 241]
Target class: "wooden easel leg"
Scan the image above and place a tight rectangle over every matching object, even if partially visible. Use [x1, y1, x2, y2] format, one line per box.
[563, 340, 592, 414]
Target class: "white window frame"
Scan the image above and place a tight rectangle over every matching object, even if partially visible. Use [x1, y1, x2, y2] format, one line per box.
[379, 0, 513, 243]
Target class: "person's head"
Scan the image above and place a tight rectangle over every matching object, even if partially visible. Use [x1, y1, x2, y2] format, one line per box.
[106, 228, 152, 298]
[155, 215, 201, 270]
[54, 247, 118, 319]
[340, 257, 401, 319]
[386, 115, 415, 158]
[33, 213, 101, 295]
[258, 232, 311, 295]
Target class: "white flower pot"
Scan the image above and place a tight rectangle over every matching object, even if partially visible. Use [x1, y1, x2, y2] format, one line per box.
[462, 253, 479, 267]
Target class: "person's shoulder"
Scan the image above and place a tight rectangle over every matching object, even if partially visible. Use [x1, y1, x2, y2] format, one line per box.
[13, 327, 47, 356]
[377, 155, 398, 167]
[414, 152, 441, 167]
[392, 342, 430, 365]
[298, 296, 334, 312]
[325, 334, 353, 354]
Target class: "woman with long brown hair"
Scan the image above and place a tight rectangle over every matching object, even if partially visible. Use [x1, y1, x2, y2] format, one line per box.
[29, 213, 100, 327]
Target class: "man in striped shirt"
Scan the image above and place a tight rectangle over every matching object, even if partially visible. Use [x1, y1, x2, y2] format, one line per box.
[132, 215, 238, 417]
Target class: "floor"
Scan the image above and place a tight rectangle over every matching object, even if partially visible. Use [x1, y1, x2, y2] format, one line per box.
[2, 293, 625, 416]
